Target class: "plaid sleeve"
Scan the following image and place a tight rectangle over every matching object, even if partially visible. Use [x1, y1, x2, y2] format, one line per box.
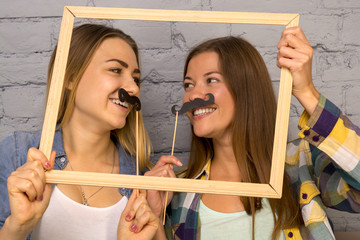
[297, 95, 360, 211]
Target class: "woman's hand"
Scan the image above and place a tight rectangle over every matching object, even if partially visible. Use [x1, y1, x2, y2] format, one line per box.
[144, 155, 182, 217]
[2, 148, 55, 239]
[277, 26, 320, 115]
[118, 190, 160, 240]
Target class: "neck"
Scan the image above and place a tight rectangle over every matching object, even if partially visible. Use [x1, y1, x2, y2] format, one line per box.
[62, 120, 115, 167]
[211, 136, 241, 181]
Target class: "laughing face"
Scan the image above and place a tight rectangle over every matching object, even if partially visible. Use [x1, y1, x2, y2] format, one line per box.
[183, 51, 235, 141]
[70, 37, 140, 132]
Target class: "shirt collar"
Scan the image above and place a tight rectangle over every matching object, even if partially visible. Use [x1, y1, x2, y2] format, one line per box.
[194, 159, 211, 180]
[52, 128, 68, 170]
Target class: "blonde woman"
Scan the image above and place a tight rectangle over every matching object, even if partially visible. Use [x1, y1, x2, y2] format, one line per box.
[0, 24, 158, 240]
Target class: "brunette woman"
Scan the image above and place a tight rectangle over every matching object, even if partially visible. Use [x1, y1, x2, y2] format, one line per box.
[149, 27, 360, 240]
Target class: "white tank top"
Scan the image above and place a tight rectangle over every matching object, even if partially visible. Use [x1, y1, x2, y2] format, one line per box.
[31, 185, 127, 240]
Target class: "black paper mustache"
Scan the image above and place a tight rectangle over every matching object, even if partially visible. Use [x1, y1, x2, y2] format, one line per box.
[118, 88, 141, 111]
[171, 93, 214, 115]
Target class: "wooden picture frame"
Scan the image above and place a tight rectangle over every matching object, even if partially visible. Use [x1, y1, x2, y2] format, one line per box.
[43, 6, 299, 198]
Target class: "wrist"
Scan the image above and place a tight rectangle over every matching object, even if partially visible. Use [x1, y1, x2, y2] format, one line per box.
[153, 224, 167, 240]
[1, 216, 31, 240]
[293, 86, 320, 115]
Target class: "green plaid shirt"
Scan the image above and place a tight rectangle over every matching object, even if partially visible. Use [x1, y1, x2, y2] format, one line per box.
[165, 95, 360, 240]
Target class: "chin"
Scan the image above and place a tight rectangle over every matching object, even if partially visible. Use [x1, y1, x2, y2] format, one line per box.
[193, 127, 211, 138]
[112, 121, 127, 130]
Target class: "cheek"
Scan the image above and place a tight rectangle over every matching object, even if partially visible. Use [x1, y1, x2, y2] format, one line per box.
[182, 92, 190, 104]
[186, 112, 192, 121]
[217, 87, 233, 104]
[226, 97, 236, 120]
[74, 80, 88, 100]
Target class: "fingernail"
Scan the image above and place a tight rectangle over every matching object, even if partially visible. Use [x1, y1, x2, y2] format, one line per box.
[130, 224, 137, 232]
[38, 195, 43, 201]
[126, 214, 131, 220]
[177, 160, 183, 166]
[45, 162, 51, 169]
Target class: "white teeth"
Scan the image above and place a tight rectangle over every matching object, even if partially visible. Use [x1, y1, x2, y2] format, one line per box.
[111, 99, 129, 108]
[194, 108, 215, 116]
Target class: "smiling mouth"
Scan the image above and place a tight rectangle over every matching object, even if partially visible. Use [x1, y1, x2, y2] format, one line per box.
[111, 99, 130, 108]
[193, 107, 216, 116]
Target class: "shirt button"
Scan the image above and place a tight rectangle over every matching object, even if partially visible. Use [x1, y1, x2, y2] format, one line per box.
[303, 130, 310, 136]
[302, 193, 308, 199]
[60, 157, 66, 163]
[288, 232, 293, 238]
[312, 136, 320, 142]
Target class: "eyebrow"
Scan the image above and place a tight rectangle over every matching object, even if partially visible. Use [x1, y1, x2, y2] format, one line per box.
[184, 71, 222, 81]
[106, 59, 140, 74]
[204, 71, 221, 76]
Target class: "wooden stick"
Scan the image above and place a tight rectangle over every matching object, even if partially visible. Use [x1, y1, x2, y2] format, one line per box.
[170, 112, 179, 156]
[163, 111, 179, 224]
[136, 111, 139, 196]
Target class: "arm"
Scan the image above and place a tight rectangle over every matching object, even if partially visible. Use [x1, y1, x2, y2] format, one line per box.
[299, 97, 360, 212]
[0, 148, 55, 239]
[278, 27, 360, 211]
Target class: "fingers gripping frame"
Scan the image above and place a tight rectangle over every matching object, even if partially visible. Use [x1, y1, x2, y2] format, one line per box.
[41, 6, 299, 198]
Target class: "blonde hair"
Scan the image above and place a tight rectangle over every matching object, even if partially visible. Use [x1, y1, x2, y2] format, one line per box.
[46, 24, 152, 171]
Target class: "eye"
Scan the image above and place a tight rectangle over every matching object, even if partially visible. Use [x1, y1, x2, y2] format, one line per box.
[110, 68, 122, 74]
[133, 77, 141, 86]
[184, 82, 194, 89]
[207, 78, 218, 83]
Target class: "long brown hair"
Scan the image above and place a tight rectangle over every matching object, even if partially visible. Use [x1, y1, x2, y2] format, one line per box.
[46, 24, 152, 171]
[183, 36, 302, 239]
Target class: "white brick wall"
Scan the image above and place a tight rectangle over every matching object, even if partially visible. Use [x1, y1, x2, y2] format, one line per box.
[1, 0, 359, 232]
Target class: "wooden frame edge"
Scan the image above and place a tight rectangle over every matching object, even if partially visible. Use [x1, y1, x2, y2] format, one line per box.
[269, 15, 300, 198]
[46, 171, 279, 198]
[42, 6, 299, 198]
[39, 7, 74, 158]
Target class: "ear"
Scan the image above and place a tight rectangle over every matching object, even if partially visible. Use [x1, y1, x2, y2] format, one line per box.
[65, 75, 75, 90]
[66, 81, 74, 90]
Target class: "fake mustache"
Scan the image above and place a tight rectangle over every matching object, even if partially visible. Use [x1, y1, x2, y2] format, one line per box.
[171, 93, 215, 115]
[118, 88, 141, 111]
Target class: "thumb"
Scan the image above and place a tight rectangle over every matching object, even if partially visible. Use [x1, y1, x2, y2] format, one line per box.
[42, 150, 56, 203]
[121, 191, 138, 222]
[139, 189, 147, 198]
[48, 150, 56, 170]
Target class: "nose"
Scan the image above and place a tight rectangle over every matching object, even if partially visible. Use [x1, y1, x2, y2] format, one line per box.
[121, 73, 140, 97]
[183, 84, 208, 103]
